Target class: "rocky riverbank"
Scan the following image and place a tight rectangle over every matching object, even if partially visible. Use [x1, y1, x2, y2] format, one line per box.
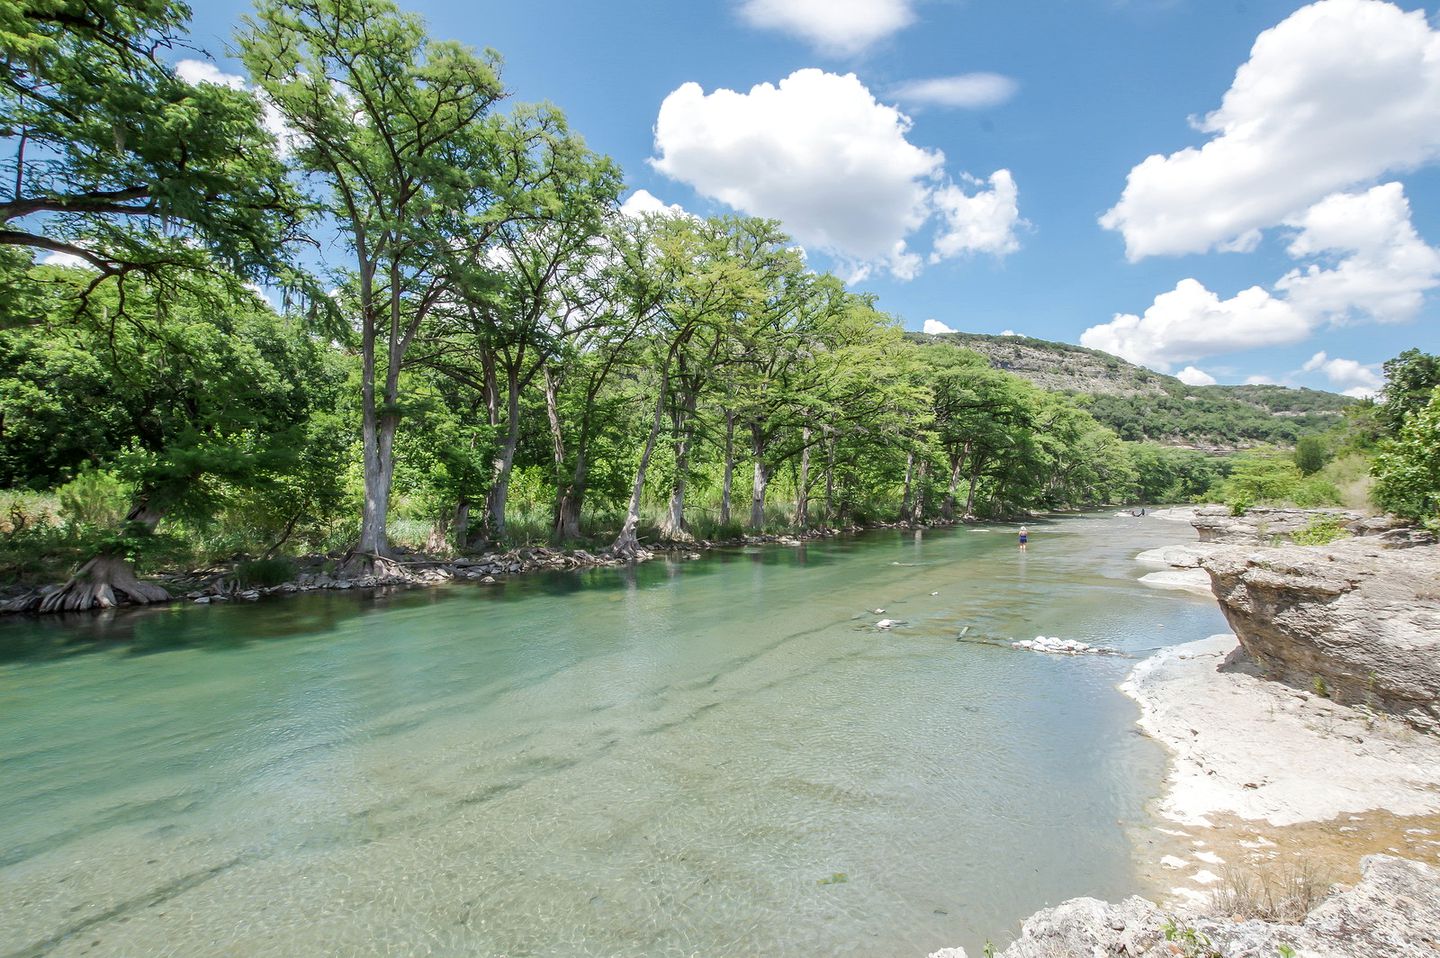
[932, 505, 1440, 956]
[931, 855, 1440, 958]
[0, 519, 954, 613]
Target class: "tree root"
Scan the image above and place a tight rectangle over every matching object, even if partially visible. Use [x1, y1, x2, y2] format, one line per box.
[3, 555, 171, 614]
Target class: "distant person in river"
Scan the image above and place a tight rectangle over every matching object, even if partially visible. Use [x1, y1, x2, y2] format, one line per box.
[1018, 526, 1028, 550]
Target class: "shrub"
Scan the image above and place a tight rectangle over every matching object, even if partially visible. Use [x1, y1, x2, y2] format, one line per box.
[234, 557, 296, 588]
[1209, 861, 1329, 922]
[1291, 515, 1350, 546]
[56, 469, 131, 529]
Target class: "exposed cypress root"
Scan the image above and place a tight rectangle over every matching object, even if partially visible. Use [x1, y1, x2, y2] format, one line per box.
[338, 550, 406, 579]
[4, 555, 170, 614]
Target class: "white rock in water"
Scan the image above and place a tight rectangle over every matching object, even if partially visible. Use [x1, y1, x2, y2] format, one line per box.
[872, 608, 885, 614]
[1012, 636, 1116, 656]
[876, 619, 901, 630]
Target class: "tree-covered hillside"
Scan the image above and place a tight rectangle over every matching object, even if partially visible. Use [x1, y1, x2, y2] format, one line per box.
[914, 332, 1353, 449]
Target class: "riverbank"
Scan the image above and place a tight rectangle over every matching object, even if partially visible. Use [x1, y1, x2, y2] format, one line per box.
[1, 514, 1037, 614]
[1124, 634, 1440, 910]
[930, 507, 1440, 956]
[1128, 509, 1440, 911]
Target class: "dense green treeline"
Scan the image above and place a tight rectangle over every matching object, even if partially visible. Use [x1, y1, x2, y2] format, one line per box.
[1078, 385, 1347, 447]
[0, 0, 1434, 610]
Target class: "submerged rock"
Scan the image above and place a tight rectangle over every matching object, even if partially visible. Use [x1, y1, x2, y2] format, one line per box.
[1200, 538, 1440, 733]
[975, 855, 1439, 958]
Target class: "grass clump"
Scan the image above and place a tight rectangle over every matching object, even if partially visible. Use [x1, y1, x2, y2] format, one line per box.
[1209, 861, 1330, 923]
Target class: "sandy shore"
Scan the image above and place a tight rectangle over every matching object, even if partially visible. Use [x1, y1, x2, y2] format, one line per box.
[1122, 633, 1440, 908]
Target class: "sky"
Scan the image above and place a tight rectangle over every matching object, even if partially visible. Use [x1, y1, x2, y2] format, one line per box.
[175, 0, 1440, 396]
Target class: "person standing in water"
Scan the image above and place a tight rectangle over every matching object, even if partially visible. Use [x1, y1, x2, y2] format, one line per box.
[1018, 526, 1028, 550]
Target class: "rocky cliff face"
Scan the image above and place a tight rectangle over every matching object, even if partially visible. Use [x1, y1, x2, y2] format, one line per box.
[1193, 509, 1440, 733]
[951, 855, 1439, 958]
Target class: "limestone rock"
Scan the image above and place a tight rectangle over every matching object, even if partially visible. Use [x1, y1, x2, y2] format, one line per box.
[987, 856, 1439, 958]
[1192, 505, 1364, 545]
[1200, 538, 1440, 733]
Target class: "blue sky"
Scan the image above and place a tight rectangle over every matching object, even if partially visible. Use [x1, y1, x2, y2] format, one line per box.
[180, 0, 1440, 395]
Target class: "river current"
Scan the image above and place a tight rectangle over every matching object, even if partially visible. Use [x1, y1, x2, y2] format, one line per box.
[0, 513, 1226, 957]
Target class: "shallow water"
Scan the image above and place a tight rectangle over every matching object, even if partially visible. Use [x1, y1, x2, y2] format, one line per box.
[0, 514, 1226, 958]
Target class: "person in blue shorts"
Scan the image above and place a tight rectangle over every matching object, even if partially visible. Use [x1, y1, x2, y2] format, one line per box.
[1018, 526, 1028, 550]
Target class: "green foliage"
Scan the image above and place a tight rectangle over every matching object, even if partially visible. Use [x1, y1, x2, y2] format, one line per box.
[1161, 918, 1221, 958]
[0, 0, 305, 305]
[1372, 386, 1440, 529]
[1207, 448, 1341, 513]
[234, 557, 296, 588]
[1294, 435, 1329, 476]
[1376, 349, 1440, 435]
[1124, 443, 1225, 504]
[1291, 515, 1350, 546]
[1312, 676, 1329, 698]
[56, 469, 131, 530]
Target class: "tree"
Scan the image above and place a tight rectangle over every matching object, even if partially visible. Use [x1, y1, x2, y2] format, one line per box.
[0, 268, 345, 610]
[1377, 349, 1440, 435]
[1294, 434, 1329, 476]
[0, 0, 302, 301]
[241, 0, 505, 571]
[1372, 386, 1440, 529]
[424, 106, 620, 545]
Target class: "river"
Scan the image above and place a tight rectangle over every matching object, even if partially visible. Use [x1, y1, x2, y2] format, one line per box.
[0, 513, 1227, 957]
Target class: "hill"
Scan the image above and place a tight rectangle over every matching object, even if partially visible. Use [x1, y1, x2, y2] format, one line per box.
[912, 331, 1354, 449]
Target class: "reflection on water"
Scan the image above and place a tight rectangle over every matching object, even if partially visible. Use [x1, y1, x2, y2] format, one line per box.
[0, 515, 1227, 957]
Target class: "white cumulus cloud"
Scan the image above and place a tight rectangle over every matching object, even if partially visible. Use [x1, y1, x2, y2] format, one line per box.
[738, 0, 915, 55]
[923, 319, 957, 335]
[1086, 182, 1440, 369]
[892, 73, 1019, 109]
[1100, 0, 1440, 260]
[1176, 366, 1218, 386]
[1302, 350, 1384, 396]
[1276, 182, 1440, 324]
[1080, 279, 1310, 370]
[931, 170, 1024, 261]
[619, 189, 690, 219]
[650, 69, 1023, 281]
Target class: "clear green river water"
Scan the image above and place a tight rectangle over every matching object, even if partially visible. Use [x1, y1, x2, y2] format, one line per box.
[0, 514, 1226, 958]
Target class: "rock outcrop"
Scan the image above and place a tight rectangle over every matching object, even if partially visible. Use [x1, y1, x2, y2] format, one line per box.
[1191, 505, 1365, 544]
[1199, 537, 1440, 733]
[961, 855, 1440, 958]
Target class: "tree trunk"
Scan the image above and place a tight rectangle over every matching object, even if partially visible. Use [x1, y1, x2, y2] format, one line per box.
[659, 388, 698, 541]
[9, 498, 171, 614]
[613, 370, 669, 555]
[964, 456, 985, 518]
[795, 425, 812, 528]
[553, 456, 586, 543]
[347, 251, 403, 578]
[749, 424, 770, 530]
[823, 431, 837, 526]
[912, 459, 929, 525]
[453, 499, 472, 549]
[354, 410, 398, 564]
[899, 451, 915, 523]
[486, 365, 522, 540]
[719, 408, 735, 526]
[940, 443, 970, 520]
